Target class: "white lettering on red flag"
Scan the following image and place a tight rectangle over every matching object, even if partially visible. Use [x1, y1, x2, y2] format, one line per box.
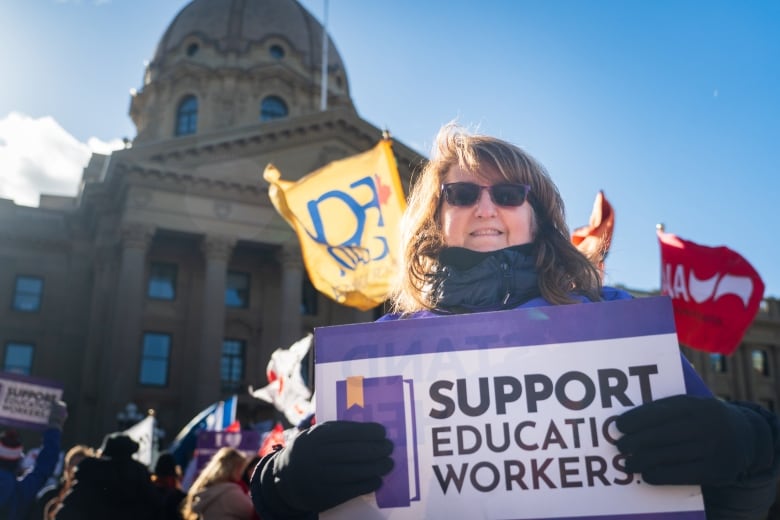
[657, 230, 764, 354]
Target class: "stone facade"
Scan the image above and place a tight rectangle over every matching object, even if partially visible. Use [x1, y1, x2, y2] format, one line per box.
[1, 114, 424, 448]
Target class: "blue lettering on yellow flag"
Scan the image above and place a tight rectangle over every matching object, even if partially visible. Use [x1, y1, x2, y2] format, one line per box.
[264, 140, 406, 310]
[305, 175, 388, 271]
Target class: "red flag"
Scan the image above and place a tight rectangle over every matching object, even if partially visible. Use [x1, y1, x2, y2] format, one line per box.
[572, 190, 614, 271]
[258, 422, 287, 457]
[657, 230, 764, 354]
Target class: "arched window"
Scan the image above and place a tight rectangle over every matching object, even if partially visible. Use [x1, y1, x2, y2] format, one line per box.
[269, 44, 285, 60]
[260, 96, 288, 121]
[175, 95, 198, 136]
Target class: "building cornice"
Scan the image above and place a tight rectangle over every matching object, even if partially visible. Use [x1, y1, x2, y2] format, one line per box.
[108, 162, 271, 205]
[0, 203, 79, 251]
[127, 107, 423, 169]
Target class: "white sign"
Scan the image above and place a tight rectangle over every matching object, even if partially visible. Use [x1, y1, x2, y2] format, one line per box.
[315, 297, 706, 519]
[0, 372, 63, 430]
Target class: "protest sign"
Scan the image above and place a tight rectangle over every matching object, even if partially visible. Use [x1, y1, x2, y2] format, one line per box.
[0, 371, 63, 430]
[315, 296, 706, 519]
[181, 429, 260, 491]
[181, 429, 261, 490]
[194, 430, 260, 472]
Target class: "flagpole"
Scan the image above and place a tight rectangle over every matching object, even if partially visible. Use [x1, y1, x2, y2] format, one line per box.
[149, 408, 159, 468]
[656, 223, 665, 292]
[320, 0, 329, 111]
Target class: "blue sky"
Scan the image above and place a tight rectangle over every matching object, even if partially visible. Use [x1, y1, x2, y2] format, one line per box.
[1, 0, 778, 298]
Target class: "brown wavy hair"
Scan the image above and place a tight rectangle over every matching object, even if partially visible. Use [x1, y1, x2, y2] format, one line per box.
[390, 123, 602, 313]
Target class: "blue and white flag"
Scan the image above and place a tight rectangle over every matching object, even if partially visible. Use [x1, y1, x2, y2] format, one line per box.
[208, 395, 237, 431]
[168, 395, 237, 467]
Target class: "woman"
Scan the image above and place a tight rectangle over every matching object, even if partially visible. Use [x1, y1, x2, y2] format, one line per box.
[181, 447, 258, 520]
[251, 124, 779, 519]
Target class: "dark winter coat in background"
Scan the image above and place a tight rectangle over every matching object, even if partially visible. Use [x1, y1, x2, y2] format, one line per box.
[54, 456, 163, 520]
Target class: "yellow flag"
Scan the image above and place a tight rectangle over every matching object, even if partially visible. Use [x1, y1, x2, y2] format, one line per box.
[264, 140, 406, 310]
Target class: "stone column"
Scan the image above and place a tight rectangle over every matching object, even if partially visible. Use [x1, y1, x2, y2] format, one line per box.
[79, 244, 117, 442]
[277, 243, 304, 348]
[99, 222, 154, 434]
[740, 346, 755, 401]
[193, 235, 236, 412]
[726, 345, 746, 401]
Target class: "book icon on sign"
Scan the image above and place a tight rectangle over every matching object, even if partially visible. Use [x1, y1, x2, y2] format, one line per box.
[336, 375, 420, 509]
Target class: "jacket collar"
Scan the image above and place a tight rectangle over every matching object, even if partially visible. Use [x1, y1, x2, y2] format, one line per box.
[430, 244, 541, 313]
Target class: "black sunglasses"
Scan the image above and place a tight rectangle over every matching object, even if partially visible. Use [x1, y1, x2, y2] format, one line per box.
[441, 182, 531, 207]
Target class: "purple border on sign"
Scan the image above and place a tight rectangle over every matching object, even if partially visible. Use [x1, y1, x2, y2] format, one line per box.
[0, 417, 49, 430]
[315, 297, 675, 364]
[0, 371, 65, 388]
[520, 513, 704, 520]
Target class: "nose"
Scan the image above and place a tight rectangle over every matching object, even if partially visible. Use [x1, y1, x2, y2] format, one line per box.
[474, 187, 497, 217]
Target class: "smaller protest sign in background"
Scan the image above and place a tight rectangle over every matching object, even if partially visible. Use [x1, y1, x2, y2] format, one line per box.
[193, 430, 261, 475]
[0, 371, 63, 431]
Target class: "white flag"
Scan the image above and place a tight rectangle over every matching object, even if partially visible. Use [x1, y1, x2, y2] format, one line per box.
[250, 334, 315, 426]
[123, 415, 155, 466]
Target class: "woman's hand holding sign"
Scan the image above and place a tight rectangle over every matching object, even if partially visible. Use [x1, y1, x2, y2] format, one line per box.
[252, 421, 394, 517]
[616, 394, 777, 485]
[616, 395, 780, 519]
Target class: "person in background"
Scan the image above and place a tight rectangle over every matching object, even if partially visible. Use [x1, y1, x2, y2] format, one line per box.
[54, 433, 162, 519]
[39, 444, 95, 520]
[241, 455, 262, 489]
[250, 123, 780, 520]
[181, 447, 258, 520]
[152, 451, 187, 520]
[17, 442, 64, 520]
[0, 400, 67, 520]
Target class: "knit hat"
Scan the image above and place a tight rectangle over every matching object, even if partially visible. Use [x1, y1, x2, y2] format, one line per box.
[0, 430, 24, 461]
[100, 433, 139, 459]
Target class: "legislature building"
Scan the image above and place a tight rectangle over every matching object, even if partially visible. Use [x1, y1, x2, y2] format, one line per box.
[1, 0, 778, 447]
[0, 0, 423, 445]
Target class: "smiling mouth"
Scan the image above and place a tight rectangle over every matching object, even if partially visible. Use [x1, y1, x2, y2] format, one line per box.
[471, 229, 502, 236]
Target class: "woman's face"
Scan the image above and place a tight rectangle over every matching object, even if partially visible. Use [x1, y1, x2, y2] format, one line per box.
[439, 164, 535, 252]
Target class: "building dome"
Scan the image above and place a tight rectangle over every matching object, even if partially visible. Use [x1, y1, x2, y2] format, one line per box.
[130, 0, 352, 143]
[152, 0, 347, 79]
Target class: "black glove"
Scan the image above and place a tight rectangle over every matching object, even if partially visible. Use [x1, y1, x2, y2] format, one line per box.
[615, 395, 775, 486]
[252, 420, 394, 516]
[47, 400, 68, 430]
